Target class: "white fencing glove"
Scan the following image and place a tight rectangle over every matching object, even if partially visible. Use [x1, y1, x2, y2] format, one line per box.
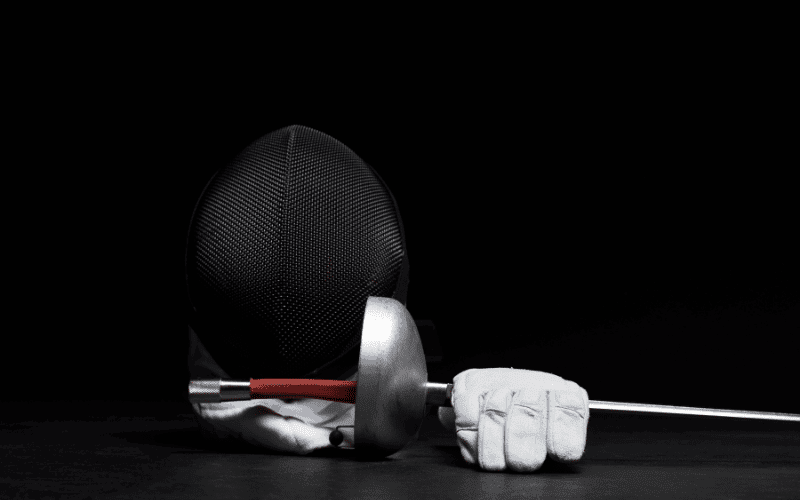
[192, 389, 355, 455]
[189, 326, 356, 455]
[437, 368, 589, 472]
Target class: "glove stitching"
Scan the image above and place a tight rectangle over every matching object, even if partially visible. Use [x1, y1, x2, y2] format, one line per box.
[514, 404, 545, 413]
[554, 406, 586, 418]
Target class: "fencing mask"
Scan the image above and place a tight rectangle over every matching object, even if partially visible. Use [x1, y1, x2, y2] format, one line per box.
[185, 124, 410, 382]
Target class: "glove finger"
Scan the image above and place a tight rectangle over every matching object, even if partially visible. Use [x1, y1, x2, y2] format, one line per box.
[504, 388, 548, 472]
[477, 388, 514, 472]
[546, 383, 589, 464]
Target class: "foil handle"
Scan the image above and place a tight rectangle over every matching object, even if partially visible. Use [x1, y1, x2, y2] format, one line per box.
[188, 380, 250, 403]
[426, 382, 453, 407]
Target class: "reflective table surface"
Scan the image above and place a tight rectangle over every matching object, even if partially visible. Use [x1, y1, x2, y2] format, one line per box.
[3, 400, 799, 499]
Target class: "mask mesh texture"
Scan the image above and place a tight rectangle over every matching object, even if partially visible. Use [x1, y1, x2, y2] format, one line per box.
[186, 125, 405, 379]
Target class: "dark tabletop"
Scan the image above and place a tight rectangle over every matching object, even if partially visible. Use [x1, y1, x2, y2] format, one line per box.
[3, 400, 798, 499]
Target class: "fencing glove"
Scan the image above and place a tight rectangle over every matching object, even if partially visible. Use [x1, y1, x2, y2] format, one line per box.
[438, 368, 589, 472]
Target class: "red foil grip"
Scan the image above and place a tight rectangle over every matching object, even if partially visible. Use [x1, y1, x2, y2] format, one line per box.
[250, 379, 357, 404]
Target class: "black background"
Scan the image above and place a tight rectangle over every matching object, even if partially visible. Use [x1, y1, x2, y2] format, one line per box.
[7, 25, 797, 416]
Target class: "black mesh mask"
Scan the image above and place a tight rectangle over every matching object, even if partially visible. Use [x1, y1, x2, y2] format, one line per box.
[185, 125, 410, 381]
